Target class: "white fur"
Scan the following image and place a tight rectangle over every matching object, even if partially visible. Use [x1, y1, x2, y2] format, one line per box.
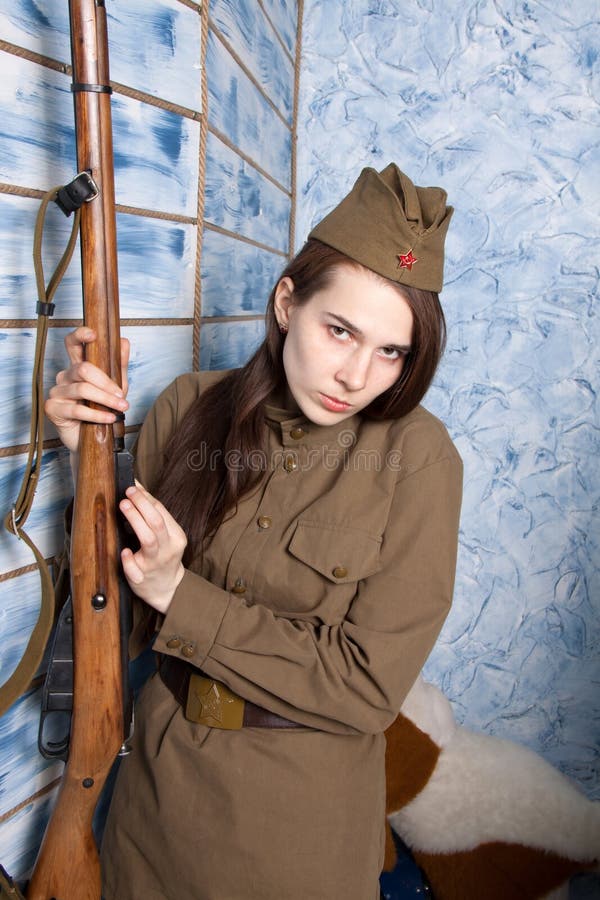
[391, 680, 600, 862]
[400, 675, 457, 748]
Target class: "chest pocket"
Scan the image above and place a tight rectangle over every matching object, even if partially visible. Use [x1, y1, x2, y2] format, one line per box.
[289, 520, 382, 582]
[282, 519, 382, 620]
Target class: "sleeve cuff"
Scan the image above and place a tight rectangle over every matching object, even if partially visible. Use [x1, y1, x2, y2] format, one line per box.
[153, 568, 230, 666]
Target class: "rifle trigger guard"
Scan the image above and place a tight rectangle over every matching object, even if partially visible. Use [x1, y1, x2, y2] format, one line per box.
[38, 597, 74, 761]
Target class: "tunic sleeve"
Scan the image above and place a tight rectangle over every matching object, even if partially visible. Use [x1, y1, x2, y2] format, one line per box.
[153, 439, 463, 736]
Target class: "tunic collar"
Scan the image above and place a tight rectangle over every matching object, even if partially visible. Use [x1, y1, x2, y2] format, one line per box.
[263, 400, 362, 449]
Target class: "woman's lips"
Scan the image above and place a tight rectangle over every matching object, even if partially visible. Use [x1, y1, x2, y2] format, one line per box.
[319, 392, 352, 412]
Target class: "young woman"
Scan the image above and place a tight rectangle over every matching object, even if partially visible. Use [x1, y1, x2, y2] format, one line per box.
[46, 164, 462, 900]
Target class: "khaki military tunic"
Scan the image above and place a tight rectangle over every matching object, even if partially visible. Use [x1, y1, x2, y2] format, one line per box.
[101, 372, 462, 900]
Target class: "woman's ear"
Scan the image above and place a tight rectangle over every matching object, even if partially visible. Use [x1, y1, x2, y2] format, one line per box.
[273, 277, 295, 330]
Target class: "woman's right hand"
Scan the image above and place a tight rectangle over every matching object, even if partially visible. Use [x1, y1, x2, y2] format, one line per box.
[45, 326, 130, 453]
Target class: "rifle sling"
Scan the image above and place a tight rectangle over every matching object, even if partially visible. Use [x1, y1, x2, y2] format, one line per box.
[0, 188, 81, 718]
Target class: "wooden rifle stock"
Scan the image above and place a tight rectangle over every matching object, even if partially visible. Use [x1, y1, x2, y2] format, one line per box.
[27, 2, 127, 898]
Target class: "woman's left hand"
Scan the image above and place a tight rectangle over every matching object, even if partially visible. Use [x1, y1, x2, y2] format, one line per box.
[119, 481, 187, 614]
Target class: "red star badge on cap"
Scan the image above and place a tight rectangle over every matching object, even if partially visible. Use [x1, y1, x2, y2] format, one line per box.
[397, 250, 418, 271]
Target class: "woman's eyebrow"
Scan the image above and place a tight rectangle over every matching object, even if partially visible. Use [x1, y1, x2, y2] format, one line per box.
[325, 312, 412, 352]
[325, 312, 362, 334]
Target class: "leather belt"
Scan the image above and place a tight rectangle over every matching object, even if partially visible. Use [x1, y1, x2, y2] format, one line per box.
[159, 655, 304, 730]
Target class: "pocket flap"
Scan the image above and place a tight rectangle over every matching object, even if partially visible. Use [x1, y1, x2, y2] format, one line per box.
[288, 520, 382, 583]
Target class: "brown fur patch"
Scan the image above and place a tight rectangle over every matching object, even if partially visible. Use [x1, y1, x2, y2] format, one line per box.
[382, 713, 441, 871]
[384, 713, 441, 812]
[413, 842, 598, 900]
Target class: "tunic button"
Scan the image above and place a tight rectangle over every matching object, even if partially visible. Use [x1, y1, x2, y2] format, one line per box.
[257, 515, 272, 529]
[332, 566, 348, 579]
[166, 637, 182, 649]
[290, 427, 306, 440]
[283, 453, 298, 472]
[181, 643, 195, 658]
[231, 579, 247, 595]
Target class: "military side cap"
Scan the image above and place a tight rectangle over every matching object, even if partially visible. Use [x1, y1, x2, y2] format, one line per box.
[308, 163, 453, 293]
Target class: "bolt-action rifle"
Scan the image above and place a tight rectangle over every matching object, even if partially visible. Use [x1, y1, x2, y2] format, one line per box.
[0, 1, 133, 897]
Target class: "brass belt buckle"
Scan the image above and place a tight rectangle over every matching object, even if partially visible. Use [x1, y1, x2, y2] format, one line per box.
[186, 673, 245, 729]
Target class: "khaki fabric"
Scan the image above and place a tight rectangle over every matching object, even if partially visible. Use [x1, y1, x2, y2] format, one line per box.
[308, 164, 453, 292]
[101, 371, 462, 899]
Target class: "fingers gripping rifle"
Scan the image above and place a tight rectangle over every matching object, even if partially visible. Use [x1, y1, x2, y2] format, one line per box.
[1, 2, 133, 898]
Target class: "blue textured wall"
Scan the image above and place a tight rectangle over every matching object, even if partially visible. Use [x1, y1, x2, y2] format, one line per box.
[296, 0, 599, 799]
[0, 0, 298, 877]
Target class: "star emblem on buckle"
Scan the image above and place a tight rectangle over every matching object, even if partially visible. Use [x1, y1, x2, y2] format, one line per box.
[186, 672, 245, 728]
[195, 681, 234, 724]
[397, 250, 418, 271]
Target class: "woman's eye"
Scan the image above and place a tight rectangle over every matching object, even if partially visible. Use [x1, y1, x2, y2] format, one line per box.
[330, 325, 350, 340]
[379, 346, 400, 359]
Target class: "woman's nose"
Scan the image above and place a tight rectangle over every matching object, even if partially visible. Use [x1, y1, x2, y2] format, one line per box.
[335, 349, 371, 392]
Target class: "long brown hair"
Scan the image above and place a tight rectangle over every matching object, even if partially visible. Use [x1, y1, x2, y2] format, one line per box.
[156, 239, 446, 562]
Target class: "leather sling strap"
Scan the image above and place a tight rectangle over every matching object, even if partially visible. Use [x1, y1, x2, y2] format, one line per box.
[0, 189, 81, 718]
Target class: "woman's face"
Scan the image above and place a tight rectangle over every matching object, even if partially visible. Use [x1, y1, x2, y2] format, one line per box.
[274, 265, 413, 426]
